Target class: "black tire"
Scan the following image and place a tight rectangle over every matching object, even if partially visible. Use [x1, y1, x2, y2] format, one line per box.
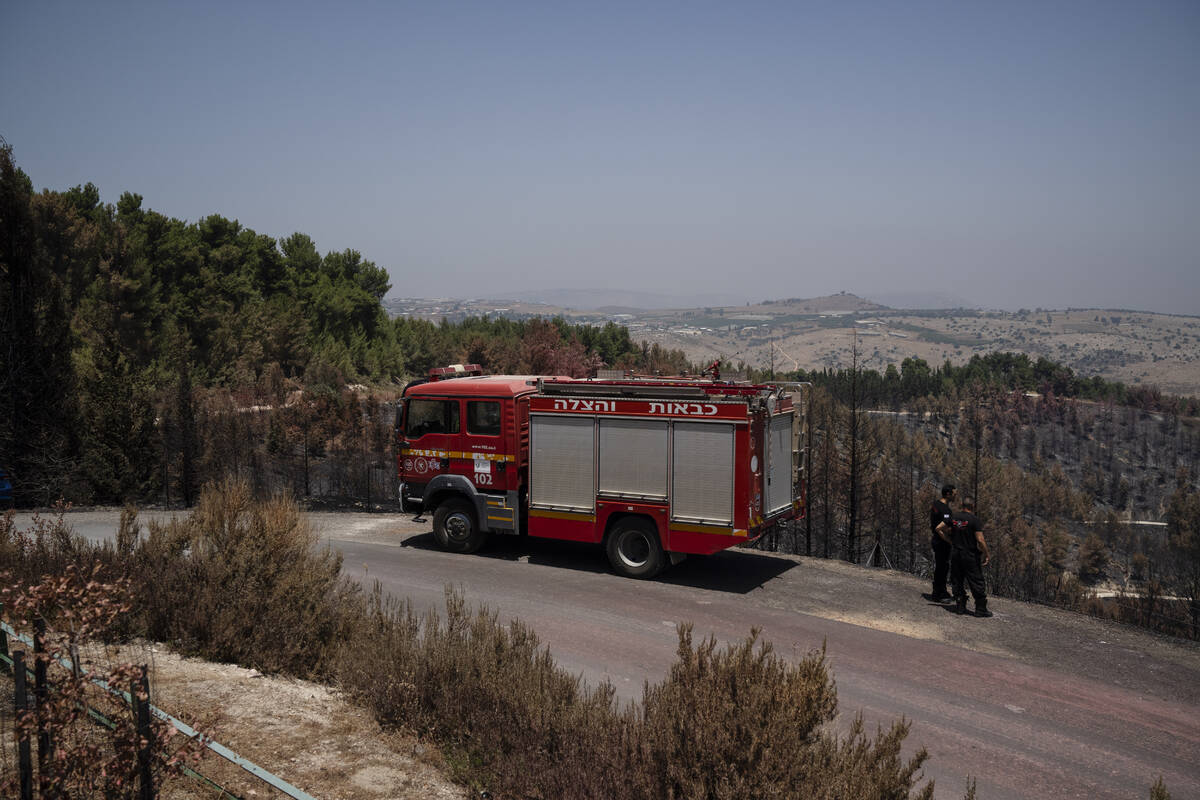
[606, 518, 665, 579]
[433, 498, 487, 553]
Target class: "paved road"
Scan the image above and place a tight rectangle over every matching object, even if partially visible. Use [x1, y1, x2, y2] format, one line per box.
[17, 509, 1200, 800]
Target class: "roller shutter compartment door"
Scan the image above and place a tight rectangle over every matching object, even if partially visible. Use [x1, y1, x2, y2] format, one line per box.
[766, 412, 793, 514]
[530, 416, 595, 510]
[672, 422, 734, 525]
[599, 418, 668, 499]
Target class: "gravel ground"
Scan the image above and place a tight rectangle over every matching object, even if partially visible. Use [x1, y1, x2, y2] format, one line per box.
[145, 648, 465, 800]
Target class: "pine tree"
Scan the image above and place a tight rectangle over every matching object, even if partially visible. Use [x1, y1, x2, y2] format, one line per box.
[0, 141, 79, 503]
[177, 357, 197, 506]
[843, 332, 864, 563]
[1165, 469, 1200, 638]
[1077, 533, 1109, 584]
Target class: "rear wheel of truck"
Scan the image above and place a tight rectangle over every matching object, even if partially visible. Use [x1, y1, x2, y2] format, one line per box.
[606, 518, 665, 579]
[433, 498, 486, 553]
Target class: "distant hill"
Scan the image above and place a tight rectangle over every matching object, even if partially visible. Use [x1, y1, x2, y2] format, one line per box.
[384, 291, 1200, 396]
[864, 291, 978, 310]
[488, 288, 745, 311]
[735, 293, 889, 315]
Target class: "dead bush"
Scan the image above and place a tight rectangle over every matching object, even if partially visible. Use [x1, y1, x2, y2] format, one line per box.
[637, 625, 837, 797]
[0, 484, 362, 677]
[339, 585, 631, 797]
[631, 625, 930, 800]
[127, 478, 363, 675]
[0, 506, 91, 585]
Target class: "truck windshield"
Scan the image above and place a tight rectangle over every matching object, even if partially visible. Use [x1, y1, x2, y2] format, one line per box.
[406, 399, 460, 438]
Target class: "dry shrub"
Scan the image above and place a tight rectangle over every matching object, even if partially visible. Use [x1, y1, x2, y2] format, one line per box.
[128, 478, 363, 675]
[339, 590, 934, 800]
[637, 625, 837, 797]
[0, 484, 362, 677]
[339, 586, 631, 797]
[635, 626, 930, 800]
[0, 506, 88, 584]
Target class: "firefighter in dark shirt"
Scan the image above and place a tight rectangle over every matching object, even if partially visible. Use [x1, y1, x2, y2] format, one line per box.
[937, 496, 992, 617]
[928, 484, 956, 602]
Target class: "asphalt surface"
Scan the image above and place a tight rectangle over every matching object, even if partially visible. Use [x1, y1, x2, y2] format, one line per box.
[14, 509, 1200, 800]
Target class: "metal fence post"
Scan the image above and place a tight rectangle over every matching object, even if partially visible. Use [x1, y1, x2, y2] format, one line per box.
[135, 666, 154, 800]
[69, 641, 82, 682]
[14, 650, 33, 800]
[0, 602, 8, 674]
[33, 616, 53, 797]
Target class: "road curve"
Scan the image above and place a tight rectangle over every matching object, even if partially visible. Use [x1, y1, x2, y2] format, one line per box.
[26, 510, 1200, 800]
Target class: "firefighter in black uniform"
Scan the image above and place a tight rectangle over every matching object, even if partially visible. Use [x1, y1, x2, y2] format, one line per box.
[928, 484, 956, 602]
[937, 496, 992, 617]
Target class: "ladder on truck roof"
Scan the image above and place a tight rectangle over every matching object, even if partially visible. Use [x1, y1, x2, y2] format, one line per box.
[536, 377, 777, 399]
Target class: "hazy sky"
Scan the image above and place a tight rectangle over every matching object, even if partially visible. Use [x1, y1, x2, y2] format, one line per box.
[3, 1, 1198, 314]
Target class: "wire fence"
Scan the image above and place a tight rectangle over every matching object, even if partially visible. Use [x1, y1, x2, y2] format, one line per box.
[1, 612, 318, 800]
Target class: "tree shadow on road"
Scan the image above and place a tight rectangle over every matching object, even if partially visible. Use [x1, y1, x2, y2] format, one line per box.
[400, 531, 797, 594]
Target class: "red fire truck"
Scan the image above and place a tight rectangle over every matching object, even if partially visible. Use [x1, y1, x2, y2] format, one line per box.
[396, 365, 806, 578]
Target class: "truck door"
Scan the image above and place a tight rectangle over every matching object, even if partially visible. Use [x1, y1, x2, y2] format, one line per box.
[402, 397, 461, 485]
[462, 399, 506, 491]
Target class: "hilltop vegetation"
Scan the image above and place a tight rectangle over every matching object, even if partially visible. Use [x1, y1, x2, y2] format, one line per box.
[0, 144, 690, 505]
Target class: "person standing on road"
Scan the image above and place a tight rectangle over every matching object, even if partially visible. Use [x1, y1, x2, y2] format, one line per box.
[928, 484, 956, 602]
[938, 496, 992, 617]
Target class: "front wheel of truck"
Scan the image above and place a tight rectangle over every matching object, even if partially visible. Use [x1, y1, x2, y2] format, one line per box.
[433, 498, 486, 553]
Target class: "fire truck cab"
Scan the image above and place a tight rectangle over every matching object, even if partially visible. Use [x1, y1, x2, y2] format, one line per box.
[397, 365, 806, 578]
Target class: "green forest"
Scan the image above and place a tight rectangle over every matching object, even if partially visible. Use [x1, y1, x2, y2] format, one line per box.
[0, 144, 690, 506]
[2, 142, 1198, 641]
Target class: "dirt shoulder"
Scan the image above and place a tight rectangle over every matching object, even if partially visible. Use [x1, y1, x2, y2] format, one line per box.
[141, 647, 465, 800]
